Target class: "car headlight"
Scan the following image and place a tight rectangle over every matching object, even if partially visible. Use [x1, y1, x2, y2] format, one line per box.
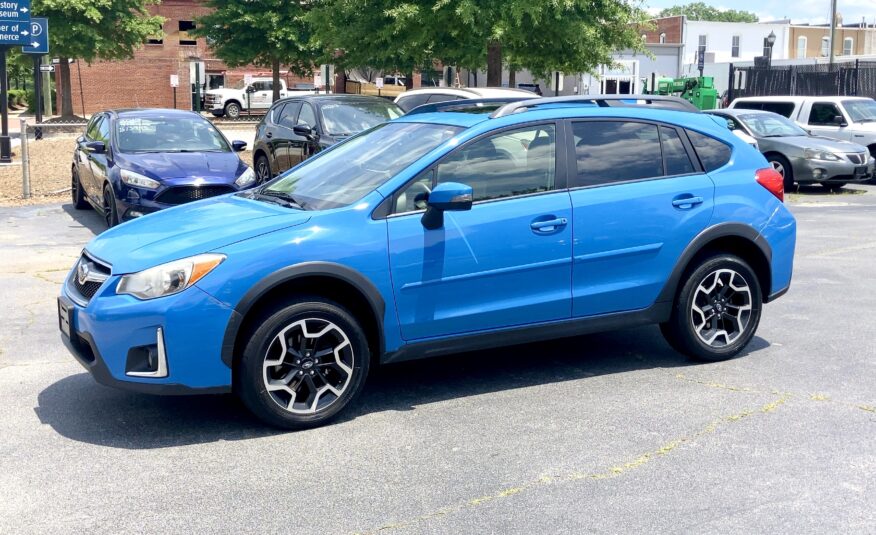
[120, 169, 161, 189]
[803, 148, 842, 161]
[235, 167, 256, 188]
[116, 253, 225, 300]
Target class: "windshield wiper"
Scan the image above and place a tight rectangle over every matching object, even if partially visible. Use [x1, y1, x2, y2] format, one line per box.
[254, 189, 305, 210]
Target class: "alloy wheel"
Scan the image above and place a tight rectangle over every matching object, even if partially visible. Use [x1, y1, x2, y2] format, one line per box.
[256, 157, 271, 184]
[690, 268, 753, 348]
[262, 318, 354, 414]
[770, 160, 785, 176]
[102, 188, 114, 227]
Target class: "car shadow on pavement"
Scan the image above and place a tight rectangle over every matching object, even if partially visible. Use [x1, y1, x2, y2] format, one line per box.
[61, 202, 106, 236]
[35, 326, 770, 449]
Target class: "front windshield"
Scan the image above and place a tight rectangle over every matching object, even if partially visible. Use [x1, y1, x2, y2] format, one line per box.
[843, 99, 876, 123]
[320, 101, 404, 136]
[116, 116, 230, 153]
[262, 122, 461, 210]
[737, 113, 808, 137]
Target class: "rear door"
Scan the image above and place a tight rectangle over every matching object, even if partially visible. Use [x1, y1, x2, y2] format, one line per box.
[568, 120, 716, 317]
[386, 122, 573, 340]
[805, 101, 852, 141]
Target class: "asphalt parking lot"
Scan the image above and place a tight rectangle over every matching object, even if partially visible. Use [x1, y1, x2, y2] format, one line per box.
[1, 186, 874, 533]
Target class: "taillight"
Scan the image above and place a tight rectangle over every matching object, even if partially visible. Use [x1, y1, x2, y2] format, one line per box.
[755, 168, 784, 202]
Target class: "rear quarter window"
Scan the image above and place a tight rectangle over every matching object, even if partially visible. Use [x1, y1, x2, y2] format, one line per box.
[733, 101, 795, 118]
[686, 130, 731, 172]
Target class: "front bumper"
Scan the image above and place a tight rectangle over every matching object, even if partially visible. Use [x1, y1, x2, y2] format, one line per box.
[790, 155, 874, 183]
[59, 271, 235, 394]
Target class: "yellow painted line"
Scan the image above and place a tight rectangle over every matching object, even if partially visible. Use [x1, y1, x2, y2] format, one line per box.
[357, 394, 789, 535]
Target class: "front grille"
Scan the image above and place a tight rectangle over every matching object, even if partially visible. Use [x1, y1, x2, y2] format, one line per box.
[846, 152, 867, 165]
[67, 252, 112, 306]
[154, 185, 234, 205]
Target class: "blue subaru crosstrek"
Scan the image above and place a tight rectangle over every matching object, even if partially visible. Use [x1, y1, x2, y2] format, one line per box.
[59, 96, 796, 429]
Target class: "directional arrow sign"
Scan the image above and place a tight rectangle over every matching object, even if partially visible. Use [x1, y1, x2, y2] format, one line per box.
[39, 63, 53, 72]
[21, 16, 46, 54]
[0, 0, 31, 45]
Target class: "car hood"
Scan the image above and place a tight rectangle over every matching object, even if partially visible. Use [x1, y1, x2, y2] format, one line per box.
[86, 194, 310, 274]
[764, 135, 866, 152]
[118, 151, 245, 181]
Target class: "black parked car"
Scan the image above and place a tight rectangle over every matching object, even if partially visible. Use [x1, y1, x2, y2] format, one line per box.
[252, 95, 403, 182]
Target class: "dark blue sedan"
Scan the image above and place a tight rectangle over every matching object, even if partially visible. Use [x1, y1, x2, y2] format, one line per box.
[71, 109, 255, 227]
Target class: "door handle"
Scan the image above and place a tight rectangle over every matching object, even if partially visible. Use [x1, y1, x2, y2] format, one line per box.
[672, 196, 704, 208]
[530, 217, 568, 232]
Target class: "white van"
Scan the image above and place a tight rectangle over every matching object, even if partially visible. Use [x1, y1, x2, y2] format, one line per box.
[729, 96, 876, 156]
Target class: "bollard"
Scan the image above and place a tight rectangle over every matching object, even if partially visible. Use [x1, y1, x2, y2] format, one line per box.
[20, 118, 30, 199]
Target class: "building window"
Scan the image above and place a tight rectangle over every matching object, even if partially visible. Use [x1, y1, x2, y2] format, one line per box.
[820, 37, 830, 57]
[843, 37, 853, 56]
[147, 24, 163, 45]
[179, 21, 197, 46]
[698, 34, 707, 53]
[797, 36, 807, 58]
[731, 35, 740, 57]
[659, 32, 666, 44]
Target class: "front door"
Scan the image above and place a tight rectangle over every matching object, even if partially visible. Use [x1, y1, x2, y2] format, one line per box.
[272, 101, 302, 173]
[568, 120, 715, 317]
[289, 102, 318, 167]
[387, 123, 572, 340]
[86, 115, 113, 204]
[249, 81, 274, 110]
[805, 101, 852, 141]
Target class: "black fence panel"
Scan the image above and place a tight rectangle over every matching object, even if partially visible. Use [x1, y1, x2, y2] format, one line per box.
[731, 61, 876, 100]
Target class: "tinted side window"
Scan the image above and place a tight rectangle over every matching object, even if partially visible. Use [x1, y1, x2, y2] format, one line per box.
[96, 118, 111, 143]
[277, 102, 301, 128]
[252, 81, 272, 92]
[572, 121, 662, 187]
[426, 94, 457, 104]
[396, 94, 430, 112]
[660, 126, 695, 176]
[733, 101, 764, 111]
[298, 103, 317, 128]
[434, 124, 556, 203]
[86, 116, 103, 140]
[761, 102, 795, 117]
[687, 130, 731, 172]
[809, 103, 842, 125]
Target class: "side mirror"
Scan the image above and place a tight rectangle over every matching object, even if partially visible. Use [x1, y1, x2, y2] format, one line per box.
[231, 140, 247, 152]
[84, 140, 106, 154]
[421, 182, 473, 230]
[293, 124, 315, 139]
[246, 85, 257, 93]
[833, 115, 847, 126]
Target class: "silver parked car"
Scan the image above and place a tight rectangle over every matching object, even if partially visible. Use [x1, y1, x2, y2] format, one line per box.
[708, 108, 874, 191]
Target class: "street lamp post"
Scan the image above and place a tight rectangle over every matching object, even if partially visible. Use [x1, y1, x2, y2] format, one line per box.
[767, 30, 777, 69]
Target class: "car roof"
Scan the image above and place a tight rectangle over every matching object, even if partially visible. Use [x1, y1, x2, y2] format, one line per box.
[275, 94, 398, 105]
[732, 96, 873, 104]
[107, 108, 204, 119]
[398, 87, 537, 98]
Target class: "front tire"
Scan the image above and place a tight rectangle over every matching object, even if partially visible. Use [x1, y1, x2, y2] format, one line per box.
[661, 254, 762, 362]
[102, 184, 119, 228]
[255, 153, 272, 184]
[224, 102, 241, 119]
[71, 168, 88, 209]
[238, 299, 370, 429]
[767, 154, 794, 191]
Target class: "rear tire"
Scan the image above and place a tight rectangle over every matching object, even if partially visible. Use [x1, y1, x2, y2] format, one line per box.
[660, 254, 762, 362]
[224, 102, 241, 119]
[71, 168, 88, 209]
[767, 154, 794, 191]
[237, 298, 370, 429]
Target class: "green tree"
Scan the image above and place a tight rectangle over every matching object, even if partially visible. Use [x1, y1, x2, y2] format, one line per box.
[193, 0, 316, 102]
[309, 0, 648, 89]
[32, 0, 163, 118]
[658, 2, 759, 23]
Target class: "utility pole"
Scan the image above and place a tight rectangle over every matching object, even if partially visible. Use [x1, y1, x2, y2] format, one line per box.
[828, 0, 837, 67]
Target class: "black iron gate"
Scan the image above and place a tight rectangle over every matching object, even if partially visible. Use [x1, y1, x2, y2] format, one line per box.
[728, 60, 876, 101]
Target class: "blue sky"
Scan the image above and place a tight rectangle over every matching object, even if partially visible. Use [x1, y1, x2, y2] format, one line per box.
[644, 0, 876, 25]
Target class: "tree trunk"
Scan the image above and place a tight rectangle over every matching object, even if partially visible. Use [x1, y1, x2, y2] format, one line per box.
[271, 57, 281, 102]
[59, 57, 74, 118]
[508, 69, 516, 89]
[486, 41, 502, 87]
[404, 71, 414, 90]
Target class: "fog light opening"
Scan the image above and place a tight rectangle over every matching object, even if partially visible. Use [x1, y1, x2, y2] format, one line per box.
[125, 328, 169, 378]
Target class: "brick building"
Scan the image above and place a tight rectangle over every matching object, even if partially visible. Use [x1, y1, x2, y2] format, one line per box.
[56, 0, 315, 115]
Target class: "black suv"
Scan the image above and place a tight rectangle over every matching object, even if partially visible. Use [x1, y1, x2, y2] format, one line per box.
[252, 95, 403, 182]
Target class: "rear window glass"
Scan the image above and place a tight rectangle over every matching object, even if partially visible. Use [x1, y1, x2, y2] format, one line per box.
[733, 101, 795, 117]
[686, 130, 731, 172]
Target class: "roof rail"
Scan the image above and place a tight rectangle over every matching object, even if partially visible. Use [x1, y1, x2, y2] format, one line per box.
[406, 97, 531, 116]
[490, 94, 700, 118]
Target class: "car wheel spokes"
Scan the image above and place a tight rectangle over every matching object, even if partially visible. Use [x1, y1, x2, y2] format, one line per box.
[770, 161, 784, 176]
[263, 318, 354, 414]
[690, 268, 752, 348]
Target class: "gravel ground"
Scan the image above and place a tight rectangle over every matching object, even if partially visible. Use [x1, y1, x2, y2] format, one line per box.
[0, 127, 256, 207]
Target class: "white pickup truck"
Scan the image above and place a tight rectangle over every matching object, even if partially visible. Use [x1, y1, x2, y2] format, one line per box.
[729, 96, 876, 157]
[205, 78, 318, 118]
